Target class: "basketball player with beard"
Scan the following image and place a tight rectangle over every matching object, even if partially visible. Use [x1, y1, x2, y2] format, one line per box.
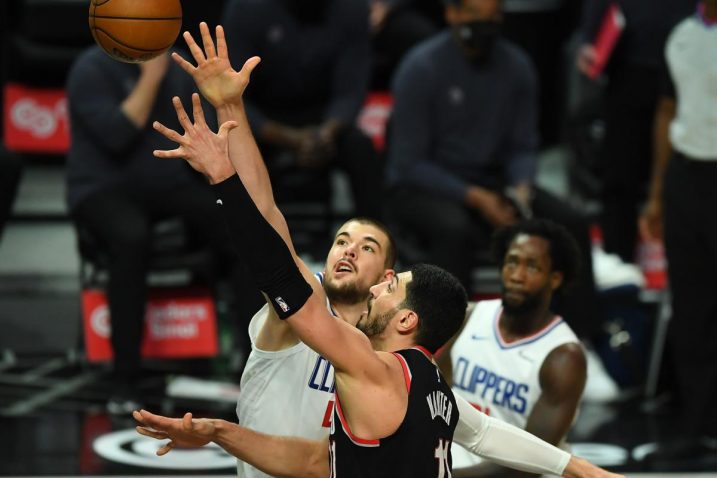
[438, 219, 587, 477]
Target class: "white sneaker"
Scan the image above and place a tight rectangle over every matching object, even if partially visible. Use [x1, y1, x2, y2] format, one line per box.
[582, 346, 620, 403]
[591, 247, 646, 291]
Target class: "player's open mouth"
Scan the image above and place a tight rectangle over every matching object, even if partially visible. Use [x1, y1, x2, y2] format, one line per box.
[334, 260, 355, 274]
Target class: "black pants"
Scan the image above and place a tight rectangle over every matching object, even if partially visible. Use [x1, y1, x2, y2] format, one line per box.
[0, 152, 22, 241]
[263, 126, 384, 220]
[73, 181, 261, 382]
[600, 65, 660, 262]
[663, 153, 717, 437]
[388, 186, 600, 338]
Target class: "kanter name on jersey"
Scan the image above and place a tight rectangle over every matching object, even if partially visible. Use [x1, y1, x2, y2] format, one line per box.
[426, 390, 453, 425]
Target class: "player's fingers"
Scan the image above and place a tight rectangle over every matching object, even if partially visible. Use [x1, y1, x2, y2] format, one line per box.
[172, 97, 194, 133]
[241, 56, 261, 78]
[182, 412, 194, 431]
[218, 121, 238, 138]
[191, 93, 207, 128]
[199, 22, 217, 59]
[136, 426, 168, 440]
[171, 52, 196, 75]
[153, 148, 184, 159]
[183, 31, 206, 65]
[156, 441, 175, 456]
[215, 25, 229, 60]
[153, 121, 184, 143]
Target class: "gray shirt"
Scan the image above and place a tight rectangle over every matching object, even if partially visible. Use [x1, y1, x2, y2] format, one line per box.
[386, 32, 538, 203]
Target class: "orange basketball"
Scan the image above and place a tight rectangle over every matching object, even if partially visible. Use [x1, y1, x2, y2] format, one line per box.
[88, 0, 183, 63]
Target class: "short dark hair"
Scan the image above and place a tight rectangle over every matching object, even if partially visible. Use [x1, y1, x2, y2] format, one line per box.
[403, 263, 467, 353]
[346, 217, 397, 268]
[491, 219, 581, 291]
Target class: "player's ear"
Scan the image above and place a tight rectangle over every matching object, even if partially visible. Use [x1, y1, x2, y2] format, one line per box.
[382, 269, 396, 282]
[398, 310, 419, 334]
[550, 271, 563, 292]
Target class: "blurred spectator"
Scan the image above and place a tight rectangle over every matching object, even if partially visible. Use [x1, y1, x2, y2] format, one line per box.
[65, 47, 260, 414]
[438, 220, 587, 476]
[639, 0, 717, 458]
[386, 0, 600, 339]
[222, 0, 382, 220]
[370, 0, 440, 90]
[576, 0, 695, 263]
[0, 149, 22, 243]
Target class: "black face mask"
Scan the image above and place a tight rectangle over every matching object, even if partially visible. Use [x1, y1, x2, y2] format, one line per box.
[453, 19, 501, 63]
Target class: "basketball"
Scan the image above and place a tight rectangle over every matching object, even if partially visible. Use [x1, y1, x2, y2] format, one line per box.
[88, 0, 183, 63]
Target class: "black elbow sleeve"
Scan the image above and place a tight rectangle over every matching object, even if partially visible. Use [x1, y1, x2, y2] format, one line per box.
[212, 175, 312, 319]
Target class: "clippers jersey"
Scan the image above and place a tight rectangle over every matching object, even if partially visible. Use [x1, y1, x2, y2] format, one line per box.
[329, 347, 459, 478]
[449, 299, 580, 471]
[236, 273, 338, 478]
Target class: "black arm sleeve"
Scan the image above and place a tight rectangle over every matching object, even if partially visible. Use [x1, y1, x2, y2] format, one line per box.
[212, 175, 312, 320]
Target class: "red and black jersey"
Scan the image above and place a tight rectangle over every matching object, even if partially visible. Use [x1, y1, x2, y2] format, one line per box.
[328, 347, 458, 478]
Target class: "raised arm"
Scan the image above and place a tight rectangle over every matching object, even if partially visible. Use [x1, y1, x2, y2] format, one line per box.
[171, 23, 275, 231]
[134, 409, 329, 478]
[170, 22, 321, 349]
[152, 94, 391, 380]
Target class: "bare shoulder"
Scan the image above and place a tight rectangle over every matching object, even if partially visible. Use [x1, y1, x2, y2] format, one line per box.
[539, 343, 587, 400]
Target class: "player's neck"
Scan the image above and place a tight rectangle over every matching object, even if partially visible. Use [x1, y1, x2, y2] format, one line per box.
[501, 307, 555, 339]
[371, 334, 412, 353]
[333, 301, 367, 326]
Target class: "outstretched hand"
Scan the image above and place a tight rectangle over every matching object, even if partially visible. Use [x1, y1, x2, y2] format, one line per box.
[153, 93, 237, 183]
[133, 409, 217, 456]
[172, 22, 260, 108]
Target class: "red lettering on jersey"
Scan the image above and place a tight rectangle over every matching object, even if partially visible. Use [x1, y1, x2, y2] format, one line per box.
[471, 402, 490, 416]
[322, 400, 335, 428]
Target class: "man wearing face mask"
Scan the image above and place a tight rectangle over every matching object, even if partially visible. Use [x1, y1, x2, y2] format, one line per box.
[385, 0, 600, 341]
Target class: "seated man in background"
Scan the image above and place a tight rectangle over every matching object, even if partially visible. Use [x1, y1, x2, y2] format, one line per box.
[438, 219, 587, 476]
[385, 0, 600, 341]
[65, 46, 261, 414]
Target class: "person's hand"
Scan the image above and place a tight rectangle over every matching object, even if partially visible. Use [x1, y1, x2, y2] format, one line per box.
[370, 0, 391, 33]
[465, 186, 517, 227]
[152, 93, 237, 184]
[139, 52, 171, 83]
[639, 197, 663, 241]
[133, 409, 216, 456]
[564, 456, 627, 478]
[172, 22, 261, 108]
[576, 44, 597, 77]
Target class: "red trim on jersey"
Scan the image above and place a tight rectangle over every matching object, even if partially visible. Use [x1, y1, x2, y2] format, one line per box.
[334, 392, 380, 447]
[392, 352, 413, 393]
[413, 345, 434, 360]
[494, 307, 564, 348]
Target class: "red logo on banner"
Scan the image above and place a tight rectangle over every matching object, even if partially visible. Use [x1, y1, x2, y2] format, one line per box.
[3, 83, 71, 153]
[357, 92, 394, 152]
[82, 288, 219, 362]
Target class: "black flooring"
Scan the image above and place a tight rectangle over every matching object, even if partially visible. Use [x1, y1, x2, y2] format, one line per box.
[0, 353, 716, 476]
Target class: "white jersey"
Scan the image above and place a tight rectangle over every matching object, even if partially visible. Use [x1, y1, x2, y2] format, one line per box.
[236, 273, 337, 478]
[449, 299, 580, 473]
